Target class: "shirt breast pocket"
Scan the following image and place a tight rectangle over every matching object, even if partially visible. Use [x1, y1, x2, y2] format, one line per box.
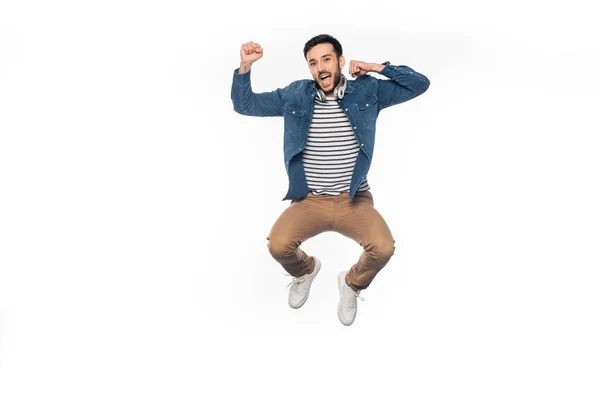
[355, 93, 378, 129]
[283, 103, 306, 136]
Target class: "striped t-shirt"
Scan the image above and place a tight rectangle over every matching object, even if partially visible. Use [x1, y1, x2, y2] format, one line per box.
[301, 96, 370, 196]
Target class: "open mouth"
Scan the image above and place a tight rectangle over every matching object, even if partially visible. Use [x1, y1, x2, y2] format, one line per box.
[319, 73, 332, 86]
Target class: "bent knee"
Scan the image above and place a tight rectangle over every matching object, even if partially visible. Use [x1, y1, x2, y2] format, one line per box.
[267, 236, 297, 259]
[374, 239, 396, 260]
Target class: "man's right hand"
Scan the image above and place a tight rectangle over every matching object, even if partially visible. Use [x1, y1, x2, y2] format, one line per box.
[239, 41, 263, 73]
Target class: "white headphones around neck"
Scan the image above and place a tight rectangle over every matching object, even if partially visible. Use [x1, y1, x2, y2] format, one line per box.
[316, 75, 347, 102]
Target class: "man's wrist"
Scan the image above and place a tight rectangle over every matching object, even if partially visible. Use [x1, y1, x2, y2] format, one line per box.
[369, 63, 385, 73]
[239, 62, 253, 74]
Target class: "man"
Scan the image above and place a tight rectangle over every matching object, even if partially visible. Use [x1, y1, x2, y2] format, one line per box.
[231, 34, 430, 326]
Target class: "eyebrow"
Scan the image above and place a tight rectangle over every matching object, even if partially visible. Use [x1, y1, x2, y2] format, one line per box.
[308, 53, 333, 63]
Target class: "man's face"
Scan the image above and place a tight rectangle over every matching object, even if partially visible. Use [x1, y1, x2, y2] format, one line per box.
[306, 43, 345, 95]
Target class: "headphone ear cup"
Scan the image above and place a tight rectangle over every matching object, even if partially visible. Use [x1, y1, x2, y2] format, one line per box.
[318, 84, 345, 101]
[335, 76, 347, 100]
[317, 89, 325, 102]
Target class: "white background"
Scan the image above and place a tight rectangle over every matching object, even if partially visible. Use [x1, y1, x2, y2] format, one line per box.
[1, 0, 599, 398]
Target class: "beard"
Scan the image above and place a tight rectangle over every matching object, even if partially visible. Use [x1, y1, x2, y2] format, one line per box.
[318, 67, 342, 96]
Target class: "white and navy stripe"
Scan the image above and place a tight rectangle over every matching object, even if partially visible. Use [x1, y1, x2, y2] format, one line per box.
[301, 96, 370, 196]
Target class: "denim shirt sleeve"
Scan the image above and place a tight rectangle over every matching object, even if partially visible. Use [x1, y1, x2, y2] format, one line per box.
[375, 61, 430, 110]
[231, 67, 287, 117]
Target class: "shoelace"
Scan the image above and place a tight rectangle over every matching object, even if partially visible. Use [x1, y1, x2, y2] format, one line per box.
[283, 273, 309, 292]
[341, 288, 364, 308]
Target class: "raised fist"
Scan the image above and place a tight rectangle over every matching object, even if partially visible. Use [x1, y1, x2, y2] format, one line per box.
[240, 41, 263, 65]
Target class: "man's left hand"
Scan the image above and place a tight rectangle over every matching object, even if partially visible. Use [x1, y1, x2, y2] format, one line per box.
[349, 60, 373, 77]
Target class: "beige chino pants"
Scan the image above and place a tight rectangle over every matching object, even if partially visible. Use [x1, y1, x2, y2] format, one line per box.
[266, 190, 395, 291]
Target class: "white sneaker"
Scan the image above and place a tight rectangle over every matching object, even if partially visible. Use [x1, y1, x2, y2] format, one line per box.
[337, 270, 364, 326]
[287, 256, 321, 309]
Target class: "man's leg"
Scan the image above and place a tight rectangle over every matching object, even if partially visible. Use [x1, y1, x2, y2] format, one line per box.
[333, 191, 396, 291]
[266, 193, 332, 277]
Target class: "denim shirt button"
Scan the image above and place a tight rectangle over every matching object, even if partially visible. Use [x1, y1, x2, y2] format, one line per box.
[353, 127, 356, 129]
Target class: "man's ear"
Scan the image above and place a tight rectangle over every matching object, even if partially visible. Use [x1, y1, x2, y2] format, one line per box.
[338, 55, 345, 69]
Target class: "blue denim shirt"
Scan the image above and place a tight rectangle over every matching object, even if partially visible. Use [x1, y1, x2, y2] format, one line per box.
[231, 61, 430, 201]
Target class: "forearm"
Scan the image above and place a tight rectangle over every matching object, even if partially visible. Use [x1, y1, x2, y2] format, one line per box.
[373, 61, 430, 109]
[376, 61, 429, 93]
[369, 63, 385, 74]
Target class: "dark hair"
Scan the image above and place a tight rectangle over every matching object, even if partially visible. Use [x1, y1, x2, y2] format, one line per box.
[303, 34, 343, 61]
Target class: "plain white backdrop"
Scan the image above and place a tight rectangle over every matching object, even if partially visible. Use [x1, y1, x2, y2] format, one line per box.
[1, 0, 599, 398]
